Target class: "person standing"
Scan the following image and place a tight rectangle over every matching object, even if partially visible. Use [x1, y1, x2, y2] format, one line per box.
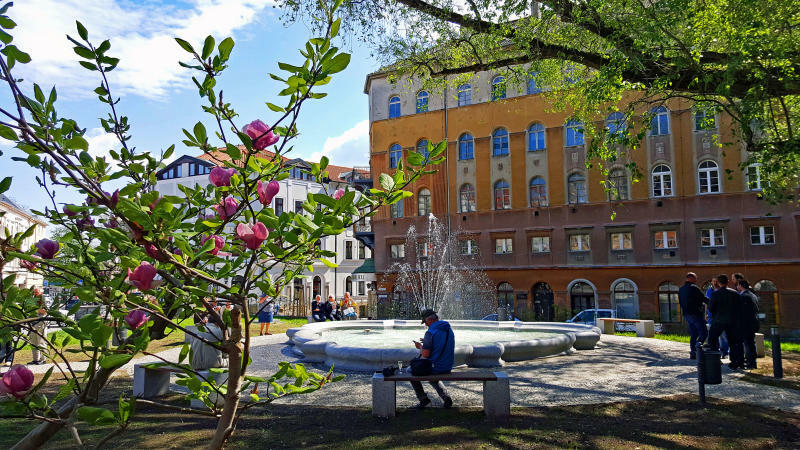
[678, 272, 708, 359]
[410, 309, 454, 409]
[0, 331, 15, 367]
[311, 295, 325, 322]
[705, 280, 728, 358]
[737, 279, 760, 369]
[706, 274, 744, 370]
[29, 289, 48, 365]
[257, 293, 274, 336]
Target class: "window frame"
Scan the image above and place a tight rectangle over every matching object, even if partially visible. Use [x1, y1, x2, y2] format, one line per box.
[608, 168, 630, 201]
[457, 84, 472, 106]
[658, 282, 680, 323]
[390, 244, 405, 259]
[389, 144, 402, 169]
[694, 109, 716, 131]
[388, 96, 401, 118]
[651, 164, 673, 198]
[491, 76, 506, 100]
[459, 183, 476, 212]
[389, 199, 403, 218]
[345, 241, 353, 260]
[529, 177, 548, 207]
[700, 228, 725, 247]
[746, 164, 763, 191]
[650, 106, 670, 136]
[527, 72, 542, 95]
[492, 128, 509, 156]
[494, 180, 511, 210]
[610, 232, 633, 251]
[565, 120, 584, 147]
[458, 133, 474, 160]
[416, 139, 429, 159]
[494, 237, 513, 254]
[416, 90, 429, 113]
[654, 230, 678, 249]
[567, 172, 588, 204]
[417, 188, 432, 216]
[459, 239, 479, 256]
[527, 123, 546, 151]
[569, 234, 591, 252]
[698, 160, 720, 194]
[750, 225, 775, 245]
[531, 236, 551, 253]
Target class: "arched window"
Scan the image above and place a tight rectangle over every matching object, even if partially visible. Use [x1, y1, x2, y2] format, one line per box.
[491, 76, 506, 100]
[651, 164, 673, 198]
[754, 280, 778, 325]
[389, 143, 402, 169]
[698, 160, 720, 194]
[607, 112, 627, 136]
[527, 72, 542, 95]
[527, 123, 545, 151]
[417, 139, 429, 159]
[459, 183, 476, 212]
[650, 106, 670, 135]
[532, 282, 554, 321]
[494, 180, 511, 210]
[390, 199, 403, 218]
[416, 90, 429, 113]
[417, 188, 432, 216]
[658, 282, 680, 322]
[570, 282, 594, 314]
[313, 276, 322, 298]
[492, 128, 509, 156]
[612, 281, 638, 319]
[608, 168, 630, 201]
[497, 282, 514, 308]
[457, 84, 471, 106]
[345, 276, 352, 295]
[694, 109, 716, 131]
[388, 96, 401, 118]
[567, 173, 587, 204]
[458, 133, 474, 160]
[529, 177, 548, 207]
[566, 120, 584, 146]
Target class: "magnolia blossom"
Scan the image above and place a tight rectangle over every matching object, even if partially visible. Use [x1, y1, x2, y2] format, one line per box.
[76, 215, 95, 231]
[34, 239, 59, 259]
[127, 262, 157, 291]
[209, 167, 236, 187]
[333, 188, 345, 200]
[62, 205, 78, 217]
[144, 243, 160, 260]
[124, 310, 148, 329]
[0, 365, 34, 399]
[257, 180, 280, 206]
[243, 120, 279, 150]
[214, 197, 239, 221]
[104, 190, 119, 209]
[104, 218, 119, 229]
[201, 234, 225, 256]
[236, 222, 268, 250]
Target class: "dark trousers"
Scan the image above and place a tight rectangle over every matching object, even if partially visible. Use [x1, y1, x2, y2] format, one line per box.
[741, 330, 757, 367]
[0, 340, 14, 363]
[709, 322, 743, 366]
[685, 315, 708, 355]
[410, 380, 450, 402]
[312, 313, 325, 322]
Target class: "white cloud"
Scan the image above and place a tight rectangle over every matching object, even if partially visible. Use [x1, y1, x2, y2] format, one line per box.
[308, 120, 369, 167]
[85, 128, 119, 159]
[9, 0, 273, 100]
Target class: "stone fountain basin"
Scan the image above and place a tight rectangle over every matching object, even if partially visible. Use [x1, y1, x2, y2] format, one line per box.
[285, 320, 601, 372]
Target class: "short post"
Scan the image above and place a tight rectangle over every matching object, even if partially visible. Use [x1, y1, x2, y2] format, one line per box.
[696, 343, 706, 405]
[771, 326, 783, 379]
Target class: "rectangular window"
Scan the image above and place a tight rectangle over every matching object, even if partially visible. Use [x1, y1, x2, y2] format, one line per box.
[569, 234, 591, 252]
[295, 200, 304, 214]
[345, 241, 353, 259]
[390, 244, 405, 259]
[610, 232, 633, 250]
[700, 228, 725, 247]
[459, 239, 479, 255]
[175, 165, 182, 178]
[357, 281, 366, 296]
[390, 200, 403, 218]
[654, 231, 678, 249]
[531, 236, 550, 253]
[746, 165, 763, 191]
[494, 238, 513, 254]
[358, 241, 366, 259]
[418, 242, 432, 257]
[275, 198, 284, 215]
[189, 164, 195, 176]
[750, 226, 775, 245]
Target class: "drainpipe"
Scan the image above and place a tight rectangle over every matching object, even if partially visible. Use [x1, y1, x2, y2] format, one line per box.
[444, 83, 452, 261]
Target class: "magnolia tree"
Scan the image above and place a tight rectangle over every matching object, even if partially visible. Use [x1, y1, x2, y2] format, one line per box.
[0, 1, 443, 448]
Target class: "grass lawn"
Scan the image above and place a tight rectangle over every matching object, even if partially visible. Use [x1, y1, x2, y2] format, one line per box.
[2, 375, 798, 449]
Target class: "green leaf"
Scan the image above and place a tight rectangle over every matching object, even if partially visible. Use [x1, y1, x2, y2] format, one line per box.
[0, 176, 11, 195]
[217, 37, 234, 60]
[266, 102, 284, 113]
[99, 353, 133, 370]
[66, 135, 89, 151]
[73, 46, 95, 60]
[320, 258, 338, 268]
[76, 21, 88, 40]
[79, 61, 97, 71]
[201, 35, 215, 60]
[162, 144, 175, 160]
[53, 378, 77, 402]
[379, 173, 395, 191]
[324, 53, 350, 74]
[330, 18, 341, 38]
[225, 143, 241, 161]
[0, 16, 15, 30]
[77, 406, 117, 426]
[0, 29, 12, 45]
[193, 121, 207, 142]
[175, 38, 195, 54]
[0, 124, 16, 141]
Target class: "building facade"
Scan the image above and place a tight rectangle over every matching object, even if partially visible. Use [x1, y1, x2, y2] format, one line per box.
[154, 153, 374, 316]
[1, 194, 47, 290]
[364, 70, 800, 332]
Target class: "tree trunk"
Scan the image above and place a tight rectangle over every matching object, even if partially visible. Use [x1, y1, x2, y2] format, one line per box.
[208, 308, 243, 449]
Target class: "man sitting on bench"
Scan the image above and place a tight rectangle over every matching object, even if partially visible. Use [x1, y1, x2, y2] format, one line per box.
[411, 309, 454, 409]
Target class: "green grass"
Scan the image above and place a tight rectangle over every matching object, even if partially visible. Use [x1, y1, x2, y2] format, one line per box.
[616, 331, 800, 353]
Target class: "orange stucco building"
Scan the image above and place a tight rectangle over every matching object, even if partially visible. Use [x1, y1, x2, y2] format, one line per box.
[364, 70, 800, 333]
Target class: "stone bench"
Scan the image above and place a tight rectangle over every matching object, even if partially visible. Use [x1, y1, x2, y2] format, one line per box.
[597, 318, 655, 338]
[132, 363, 228, 407]
[372, 370, 510, 420]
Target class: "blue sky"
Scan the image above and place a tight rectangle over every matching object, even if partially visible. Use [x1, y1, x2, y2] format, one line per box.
[0, 0, 375, 214]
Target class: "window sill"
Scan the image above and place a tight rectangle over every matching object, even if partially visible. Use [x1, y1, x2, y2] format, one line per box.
[492, 153, 510, 158]
[750, 243, 776, 246]
[531, 251, 550, 255]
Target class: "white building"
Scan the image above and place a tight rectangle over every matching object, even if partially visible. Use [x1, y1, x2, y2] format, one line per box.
[154, 152, 375, 316]
[1, 194, 47, 290]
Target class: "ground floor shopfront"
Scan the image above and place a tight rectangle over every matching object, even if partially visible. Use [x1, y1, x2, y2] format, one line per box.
[377, 262, 800, 334]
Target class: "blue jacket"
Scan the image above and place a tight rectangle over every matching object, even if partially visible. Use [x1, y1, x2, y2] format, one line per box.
[422, 320, 455, 374]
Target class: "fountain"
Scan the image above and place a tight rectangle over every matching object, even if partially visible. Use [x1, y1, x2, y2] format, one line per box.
[286, 215, 601, 371]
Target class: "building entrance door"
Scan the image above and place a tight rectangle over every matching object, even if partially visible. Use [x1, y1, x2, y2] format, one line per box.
[570, 282, 594, 315]
[532, 282, 554, 321]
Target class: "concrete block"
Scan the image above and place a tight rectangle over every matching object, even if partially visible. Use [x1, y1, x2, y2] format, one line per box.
[755, 333, 765, 358]
[371, 373, 396, 418]
[133, 364, 170, 399]
[468, 343, 504, 367]
[597, 318, 615, 335]
[636, 320, 655, 338]
[483, 372, 510, 420]
[190, 370, 228, 409]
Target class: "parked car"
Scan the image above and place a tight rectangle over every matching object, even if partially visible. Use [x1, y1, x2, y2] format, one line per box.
[481, 313, 523, 322]
[566, 309, 614, 326]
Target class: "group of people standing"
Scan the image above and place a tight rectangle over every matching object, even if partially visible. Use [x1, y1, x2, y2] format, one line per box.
[311, 292, 357, 322]
[679, 272, 761, 370]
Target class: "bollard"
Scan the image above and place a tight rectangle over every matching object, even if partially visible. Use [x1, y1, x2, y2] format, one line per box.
[696, 343, 706, 405]
[771, 326, 783, 379]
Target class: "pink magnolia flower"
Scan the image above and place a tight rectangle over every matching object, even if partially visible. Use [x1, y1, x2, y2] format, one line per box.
[62, 205, 78, 217]
[257, 180, 280, 206]
[144, 243, 160, 260]
[104, 218, 119, 229]
[104, 190, 119, 209]
[236, 222, 268, 250]
[0, 365, 34, 399]
[124, 310, 148, 329]
[214, 197, 239, 221]
[209, 167, 236, 187]
[201, 234, 225, 256]
[127, 262, 157, 291]
[333, 188, 345, 200]
[34, 239, 60, 259]
[243, 120, 279, 150]
[76, 215, 95, 231]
